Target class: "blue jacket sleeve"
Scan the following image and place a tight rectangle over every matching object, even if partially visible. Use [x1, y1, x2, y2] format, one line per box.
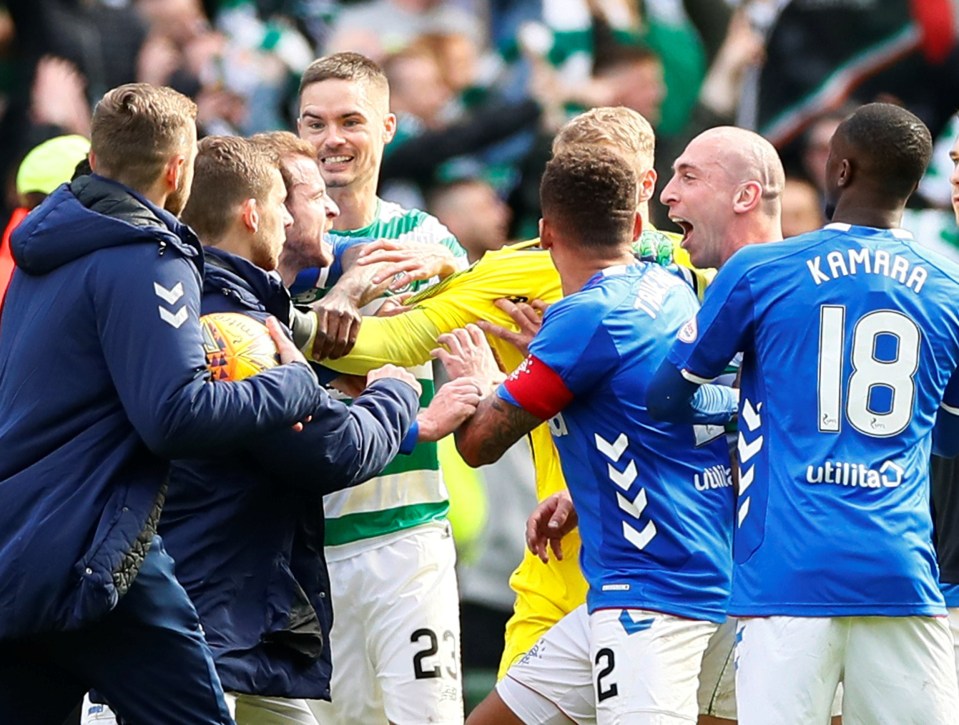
[96, 246, 324, 458]
[647, 358, 738, 425]
[249, 378, 420, 492]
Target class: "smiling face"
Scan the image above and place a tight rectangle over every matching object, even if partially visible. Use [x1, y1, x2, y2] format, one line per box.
[280, 154, 338, 271]
[659, 133, 740, 269]
[297, 78, 396, 192]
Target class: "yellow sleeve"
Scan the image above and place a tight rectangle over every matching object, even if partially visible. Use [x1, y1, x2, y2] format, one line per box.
[322, 309, 443, 375]
[323, 242, 561, 375]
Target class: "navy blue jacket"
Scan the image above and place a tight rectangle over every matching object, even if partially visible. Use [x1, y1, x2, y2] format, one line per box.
[0, 176, 324, 638]
[159, 246, 420, 698]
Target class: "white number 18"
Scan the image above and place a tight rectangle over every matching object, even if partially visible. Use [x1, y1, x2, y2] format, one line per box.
[817, 306, 920, 437]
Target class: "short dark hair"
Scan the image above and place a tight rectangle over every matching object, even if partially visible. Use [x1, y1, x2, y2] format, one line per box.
[836, 102, 932, 198]
[540, 148, 637, 249]
[182, 136, 277, 243]
[90, 83, 197, 191]
[299, 52, 389, 99]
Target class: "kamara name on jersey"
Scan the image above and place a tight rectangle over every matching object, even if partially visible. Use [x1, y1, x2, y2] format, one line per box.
[805, 248, 927, 293]
[805, 459, 904, 488]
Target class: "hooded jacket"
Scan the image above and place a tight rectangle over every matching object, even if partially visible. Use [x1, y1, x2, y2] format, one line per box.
[0, 175, 323, 638]
[159, 246, 420, 698]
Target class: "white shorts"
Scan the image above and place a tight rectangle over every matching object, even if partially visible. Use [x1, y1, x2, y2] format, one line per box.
[949, 608, 959, 686]
[696, 617, 737, 720]
[82, 692, 318, 724]
[735, 615, 959, 725]
[497, 605, 593, 725]
[308, 522, 463, 725]
[497, 605, 715, 725]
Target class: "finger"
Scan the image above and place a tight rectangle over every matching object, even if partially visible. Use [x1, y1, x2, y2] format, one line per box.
[513, 303, 541, 328]
[357, 239, 399, 259]
[329, 319, 358, 360]
[525, 524, 548, 563]
[548, 503, 569, 531]
[549, 536, 564, 561]
[531, 299, 550, 313]
[291, 421, 304, 432]
[436, 331, 465, 358]
[476, 320, 521, 346]
[465, 323, 487, 348]
[361, 252, 409, 269]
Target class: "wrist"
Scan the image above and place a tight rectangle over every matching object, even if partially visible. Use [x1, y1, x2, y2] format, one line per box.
[415, 412, 437, 443]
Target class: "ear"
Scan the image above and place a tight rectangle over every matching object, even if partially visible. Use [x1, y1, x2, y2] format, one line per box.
[164, 153, 186, 194]
[631, 210, 643, 241]
[87, 151, 98, 173]
[837, 158, 853, 188]
[733, 180, 762, 213]
[241, 198, 259, 233]
[383, 112, 397, 144]
[538, 217, 552, 249]
[637, 167, 657, 203]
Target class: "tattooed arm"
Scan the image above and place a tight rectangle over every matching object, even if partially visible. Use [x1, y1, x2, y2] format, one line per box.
[454, 392, 543, 468]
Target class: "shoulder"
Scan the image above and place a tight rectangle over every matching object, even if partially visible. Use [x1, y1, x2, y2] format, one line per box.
[373, 199, 461, 250]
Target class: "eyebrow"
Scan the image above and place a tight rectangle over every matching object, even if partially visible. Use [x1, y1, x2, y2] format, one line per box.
[300, 110, 366, 122]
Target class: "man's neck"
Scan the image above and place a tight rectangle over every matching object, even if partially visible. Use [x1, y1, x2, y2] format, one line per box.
[276, 259, 298, 287]
[829, 203, 903, 230]
[329, 182, 379, 232]
[722, 219, 784, 263]
[555, 245, 636, 296]
[206, 232, 253, 265]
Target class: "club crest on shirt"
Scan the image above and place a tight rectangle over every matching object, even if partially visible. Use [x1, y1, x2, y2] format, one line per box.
[678, 316, 697, 343]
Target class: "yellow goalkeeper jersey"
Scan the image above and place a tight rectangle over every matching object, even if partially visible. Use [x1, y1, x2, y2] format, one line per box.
[323, 233, 711, 676]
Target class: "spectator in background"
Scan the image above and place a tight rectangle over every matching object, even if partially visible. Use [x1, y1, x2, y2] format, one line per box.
[326, 0, 483, 63]
[797, 107, 851, 199]
[0, 134, 90, 317]
[0, 0, 147, 222]
[780, 176, 825, 237]
[592, 43, 666, 128]
[379, 41, 552, 211]
[427, 178, 512, 264]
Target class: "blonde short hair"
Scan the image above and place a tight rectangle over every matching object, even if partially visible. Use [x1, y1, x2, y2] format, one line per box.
[553, 107, 655, 174]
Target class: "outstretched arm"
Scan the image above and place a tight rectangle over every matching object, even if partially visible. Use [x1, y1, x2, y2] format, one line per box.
[647, 358, 739, 425]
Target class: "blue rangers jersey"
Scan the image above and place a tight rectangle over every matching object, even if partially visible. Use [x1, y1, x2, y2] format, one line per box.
[667, 224, 959, 616]
[499, 263, 733, 621]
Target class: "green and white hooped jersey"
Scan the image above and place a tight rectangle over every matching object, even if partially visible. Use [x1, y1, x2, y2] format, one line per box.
[319, 199, 466, 555]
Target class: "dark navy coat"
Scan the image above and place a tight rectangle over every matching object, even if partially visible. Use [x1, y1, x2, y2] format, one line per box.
[160, 246, 419, 698]
[0, 175, 323, 638]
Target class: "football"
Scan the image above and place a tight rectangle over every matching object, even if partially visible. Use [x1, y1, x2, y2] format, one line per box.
[200, 312, 280, 381]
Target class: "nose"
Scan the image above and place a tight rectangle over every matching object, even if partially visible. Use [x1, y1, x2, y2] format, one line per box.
[659, 176, 678, 205]
[282, 205, 294, 228]
[326, 196, 340, 220]
[323, 123, 345, 147]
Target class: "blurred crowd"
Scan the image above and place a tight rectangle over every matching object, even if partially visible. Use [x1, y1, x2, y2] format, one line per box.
[3, 0, 959, 249]
[3, 0, 959, 688]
